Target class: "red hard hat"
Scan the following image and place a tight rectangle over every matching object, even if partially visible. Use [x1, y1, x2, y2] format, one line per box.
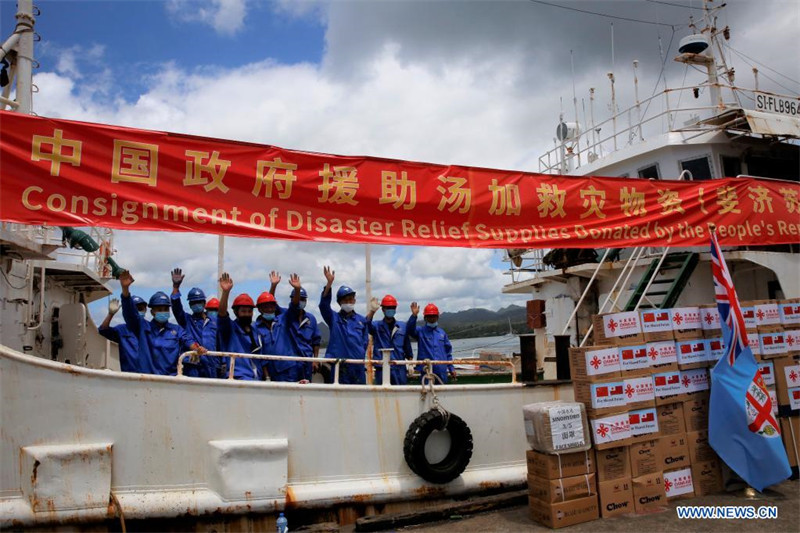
[424, 303, 439, 316]
[381, 294, 398, 307]
[205, 297, 220, 310]
[232, 294, 255, 308]
[257, 292, 276, 305]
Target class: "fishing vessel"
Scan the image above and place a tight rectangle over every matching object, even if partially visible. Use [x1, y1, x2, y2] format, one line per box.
[0, 0, 796, 530]
[503, 1, 799, 379]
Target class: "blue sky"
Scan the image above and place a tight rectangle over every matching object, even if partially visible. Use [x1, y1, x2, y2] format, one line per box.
[2, 0, 797, 323]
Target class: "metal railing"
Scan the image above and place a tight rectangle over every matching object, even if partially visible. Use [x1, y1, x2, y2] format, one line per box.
[177, 350, 517, 385]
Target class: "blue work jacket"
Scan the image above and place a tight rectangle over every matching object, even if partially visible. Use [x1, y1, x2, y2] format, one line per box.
[171, 292, 221, 378]
[367, 317, 412, 385]
[98, 323, 146, 373]
[217, 314, 263, 381]
[254, 303, 300, 381]
[408, 315, 453, 384]
[319, 290, 368, 385]
[278, 304, 321, 381]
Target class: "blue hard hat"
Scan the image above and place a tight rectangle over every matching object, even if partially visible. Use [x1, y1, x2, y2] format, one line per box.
[299, 288, 308, 299]
[187, 287, 206, 302]
[336, 285, 356, 302]
[148, 291, 171, 308]
[132, 295, 146, 307]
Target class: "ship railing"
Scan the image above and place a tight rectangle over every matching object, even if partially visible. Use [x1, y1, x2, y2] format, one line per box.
[503, 248, 555, 283]
[537, 83, 799, 174]
[177, 350, 517, 386]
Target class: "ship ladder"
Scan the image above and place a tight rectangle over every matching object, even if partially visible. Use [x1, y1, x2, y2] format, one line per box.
[624, 251, 699, 311]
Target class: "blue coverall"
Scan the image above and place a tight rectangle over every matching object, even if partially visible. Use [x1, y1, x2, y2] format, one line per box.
[367, 317, 412, 385]
[408, 315, 454, 384]
[217, 314, 263, 380]
[255, 303, 301, 382]
[319, 290, 369, 385]
[171, 291, 221, 378]
[121, 294, 195, 376]
[98, 323, 149, 374]
[279, 304, 321, 381]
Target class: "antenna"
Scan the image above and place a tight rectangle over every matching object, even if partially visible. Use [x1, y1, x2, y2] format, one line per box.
[610, 23, 615, 73]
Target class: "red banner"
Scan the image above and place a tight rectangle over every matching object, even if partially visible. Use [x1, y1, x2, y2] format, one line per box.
[1, 111, 798, 248]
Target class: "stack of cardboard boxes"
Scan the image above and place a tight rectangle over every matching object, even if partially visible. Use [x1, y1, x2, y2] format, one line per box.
[569, 306, 727, 513]
[523, 402, 599, 528]
[755, 299, 800, 479]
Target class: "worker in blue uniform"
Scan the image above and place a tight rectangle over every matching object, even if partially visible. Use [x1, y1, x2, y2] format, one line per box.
[366, 294, 412, 385]
[254, 286, 302, 382]
[98, 295, 150, 373]
[408, 302, 456, 384]
[217, 272, 263, 380]
[169, 267, 221, 378]
[268, 271, 321, 382]
[319, 265, 368, 385]
[118, 270, 206, 376]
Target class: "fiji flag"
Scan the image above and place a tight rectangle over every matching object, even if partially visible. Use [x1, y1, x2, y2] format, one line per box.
[709, 232, 790, 491]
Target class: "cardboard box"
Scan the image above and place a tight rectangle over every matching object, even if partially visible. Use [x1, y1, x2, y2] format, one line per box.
[646, 340, 677, 367]
[753, 301, 782, 327]
[593, 312, 645, 346]
[591, 413, 632, 450]
[569, 346, 622, 381]
[657, 402, 686, 436]
[778, 299, 800, 327]
[769, 387, 779, 417]
[653, 370, 688, 405]
[748, 331, 762, 359]
[663, 467, 694, 499]
[780, 417, 800, 479]
[632, 472, 667, 513]
[683, 395, 710, 432]
[659, 434, 690, 470]
[705, 337, 725, 365]
[691, 459, 723, 496]
[759, 329, 788, 359]
[629, 439, 663, 478]
[687, 430, 717, 463]
[784, 328, 800, 356]
[676, 339, 708, 370]
[618, 343, 652, 377]
[758, 360, 776, 387]
[528, 494, 599, 529]
[598, 478, 634, 518]
[595, 445, 631, 482]
[526, 449, 595, 480]
[680, 368, 710, 395]
[573, 377, 627, 415]
[628, 407, 659, 444]
[624, 375, 656, 410]
[640, 309, 674, 342]
[699, 304, 722, 338]
[671, 307, 703, 340]
[523, 402, 591, 454]
[774, 355, 800, 416]
[527, 473, 596, 503]
[740, 304, 758, 331]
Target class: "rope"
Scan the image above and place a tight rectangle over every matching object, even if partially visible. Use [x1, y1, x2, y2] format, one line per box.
[420, 364, 450, 429]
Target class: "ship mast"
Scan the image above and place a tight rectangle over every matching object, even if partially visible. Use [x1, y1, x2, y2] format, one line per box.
[1, 0, 34, 115]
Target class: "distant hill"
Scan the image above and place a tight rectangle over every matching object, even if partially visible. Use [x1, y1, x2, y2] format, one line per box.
[315, 304, 531, 345]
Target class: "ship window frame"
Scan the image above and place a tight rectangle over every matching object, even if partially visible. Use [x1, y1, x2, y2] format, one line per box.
[636, 163, 661, 179]
[720, 154, 742, 178]
[678, 154, 714, 181]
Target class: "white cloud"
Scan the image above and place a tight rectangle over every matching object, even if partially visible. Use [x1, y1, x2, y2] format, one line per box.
[166, 0, 247, 35]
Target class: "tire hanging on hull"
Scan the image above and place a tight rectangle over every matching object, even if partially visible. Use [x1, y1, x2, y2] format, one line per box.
[403, 409, 473, 484]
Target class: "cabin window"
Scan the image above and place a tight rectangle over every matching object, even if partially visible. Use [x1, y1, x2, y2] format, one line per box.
[637, 164, 660, 179]
[679, 156, 713, 181]
[720, 155, 742, 178]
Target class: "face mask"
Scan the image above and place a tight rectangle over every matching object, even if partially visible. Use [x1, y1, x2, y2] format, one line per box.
[341, 303, 355, 313]
[426, 321, 438, 328]
[138, 311, 147, 318]
[154, 311, 170, 324]
[384, 309, 396, 318]
[190, 303, 205, 314]
[298, 300, 307, 310]
[237, 316, 252, 327]
[261, 312, 276, 321]
[207, 311, 218, 318]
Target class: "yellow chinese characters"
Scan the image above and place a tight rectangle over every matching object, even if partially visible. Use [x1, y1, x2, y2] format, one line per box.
[620, 187, 647, 217]
[380, 171, 416, 210]
[579, 186, 606, 219]
[657, 189, 685, 215]
[747, 185, 774, 214]
[112, 140, 158, 186]
[488, 180, 521, 216]
[779, 188, 799, 214]
[535, 183, 566, 218]
[253, 157, 297, 199]
[436, 176, 471, 213]
[31, 129, 82, 177]
[716, 186, 741, 214]
[184, 150, 231, 193]
[319, 164, 359, 205]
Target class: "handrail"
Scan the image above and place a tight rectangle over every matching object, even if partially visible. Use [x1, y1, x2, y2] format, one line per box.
[177, 351, 517, 385]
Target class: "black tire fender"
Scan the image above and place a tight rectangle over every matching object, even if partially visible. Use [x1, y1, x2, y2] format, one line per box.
[403, 409, 473, 484]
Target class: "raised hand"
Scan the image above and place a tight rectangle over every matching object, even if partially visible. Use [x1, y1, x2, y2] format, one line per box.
[219, 272, 233, 293]
[119, 270, 134, 290]
[323, 265, 335, 285]
[269, 270, 282, 286]
[171, 267, 185, 288]
[410, 301, 419, 316]
[369, 297, 380, 313]
[289, 273, 302, 289]
[108, 298, 121, 315]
